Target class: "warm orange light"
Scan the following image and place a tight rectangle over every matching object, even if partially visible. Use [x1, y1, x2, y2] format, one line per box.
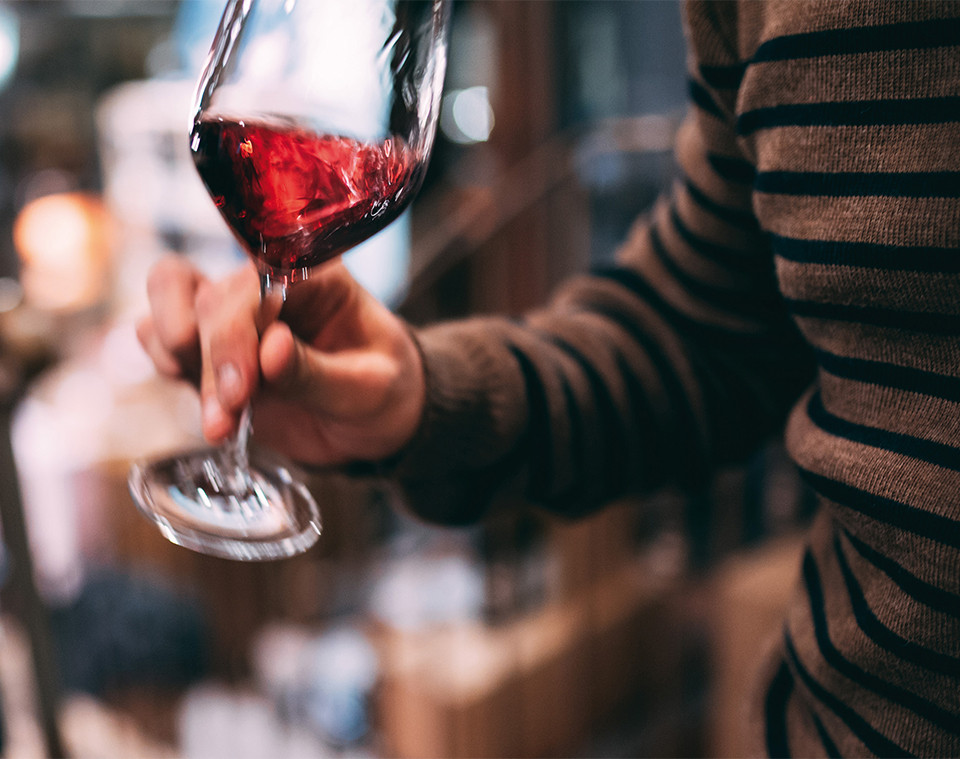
[13, 192, 113, 311]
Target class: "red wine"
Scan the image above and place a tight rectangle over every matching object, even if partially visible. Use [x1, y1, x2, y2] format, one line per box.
[190, 117, 422, 277]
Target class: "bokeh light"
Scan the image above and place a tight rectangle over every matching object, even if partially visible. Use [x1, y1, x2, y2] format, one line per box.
[13, 192, 113, 311]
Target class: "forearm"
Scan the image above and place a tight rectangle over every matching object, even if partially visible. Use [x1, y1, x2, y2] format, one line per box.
[388, 1, 818, 524]
[391, 224, 813, 526]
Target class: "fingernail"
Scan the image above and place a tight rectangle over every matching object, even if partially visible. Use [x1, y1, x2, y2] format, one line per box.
[217, 363, 242, 404]
[202, 396, 223, 430]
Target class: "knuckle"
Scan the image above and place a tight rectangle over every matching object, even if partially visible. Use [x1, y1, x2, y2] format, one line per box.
[193, 280, 218, 318]
[166, 320, 199, 356]
[232, 265, 259, 293]
[146, 257, 185, 297]
[134, 317, 152, 347]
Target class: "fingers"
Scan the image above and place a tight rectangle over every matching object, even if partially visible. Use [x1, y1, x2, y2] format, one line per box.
[259, 264, 382, 415]
[257, 315, 426, 463]
[135, 316, 187, 378]
[139, 255, 426, 460]
[138, 257, 264, 443]
[279, 260, 361, 346]
[260, 315, 422, 422]
[258, 321, 384, 418]
[195, 267, 262, 441]
[140, 257, 206, 381]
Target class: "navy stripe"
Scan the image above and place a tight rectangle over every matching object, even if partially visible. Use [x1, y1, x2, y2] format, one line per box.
[764, 659, 794, 758]
[590, 266, 815, 405]
[803, 549, 960, 735]
[772, 234, 960, 273]
[684, 177, 758, 230]
[651, 219, 773, 313]
[699, 62, 744, 90]
[738, 96, 960, 135]
[786, 297, 960, 336]
[548, 376, 588, 511]
[614, 351, 666, 487]
[592, 266, 781, 347]
[756, 170, 960, 198]
[708, 153, 756, 184]
[546, 334, 631, 501]
[783, 631, 912, 758]
[807, 390, 960, 473]
[834, 532, 960, 678]
[842, 527, 960, 621]
[688, 77, 725, 120]
[815, 348, 960, 404]
[585, 301, 709, 479]
[669, 206, 772, 279]
[508, 346, 554, 500]
[798, 468, 960, 548]
[810, 710, 842, 759]
[752, 17, 960, 63]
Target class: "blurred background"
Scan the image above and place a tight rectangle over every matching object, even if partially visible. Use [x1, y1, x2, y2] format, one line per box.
[0, 1, 813, 757]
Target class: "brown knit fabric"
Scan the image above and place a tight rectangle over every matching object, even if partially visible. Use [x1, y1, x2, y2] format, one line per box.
[392, 1, 960, 755]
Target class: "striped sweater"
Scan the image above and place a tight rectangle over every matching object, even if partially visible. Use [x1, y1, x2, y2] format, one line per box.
[392, 2, 960, 755]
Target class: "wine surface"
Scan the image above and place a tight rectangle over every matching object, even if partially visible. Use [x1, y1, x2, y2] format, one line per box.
[191, 117, 421, 276]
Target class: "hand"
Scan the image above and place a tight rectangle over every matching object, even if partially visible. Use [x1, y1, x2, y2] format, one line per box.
[136, 256, 426, 467]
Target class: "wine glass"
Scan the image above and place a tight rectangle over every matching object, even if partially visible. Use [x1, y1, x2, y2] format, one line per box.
[129, 0, 450, 561]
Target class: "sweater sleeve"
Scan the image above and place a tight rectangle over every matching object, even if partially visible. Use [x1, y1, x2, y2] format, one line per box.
[389, 1, 816, 525]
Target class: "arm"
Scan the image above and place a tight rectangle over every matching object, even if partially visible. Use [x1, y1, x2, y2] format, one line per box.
[138, 2, 814, 527]
[390, 3, 816, 523]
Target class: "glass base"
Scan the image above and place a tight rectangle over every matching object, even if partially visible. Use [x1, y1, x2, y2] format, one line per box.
[129, 445, 321, 561]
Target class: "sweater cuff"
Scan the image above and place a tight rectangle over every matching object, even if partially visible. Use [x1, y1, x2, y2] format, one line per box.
[382, 318, 528, 524]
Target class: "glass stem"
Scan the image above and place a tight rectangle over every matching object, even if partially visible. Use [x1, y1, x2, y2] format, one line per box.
[228, 406, 253, 472]
[222, 271, 288, 472]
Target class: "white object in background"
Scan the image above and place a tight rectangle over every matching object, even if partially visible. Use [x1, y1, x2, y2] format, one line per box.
[10, 323, 202, 602]
[368, 552, 485, 632]
[252, 623, 380, 747]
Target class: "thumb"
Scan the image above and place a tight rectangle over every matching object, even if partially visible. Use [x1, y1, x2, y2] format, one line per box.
[259, 321, 396, 420]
